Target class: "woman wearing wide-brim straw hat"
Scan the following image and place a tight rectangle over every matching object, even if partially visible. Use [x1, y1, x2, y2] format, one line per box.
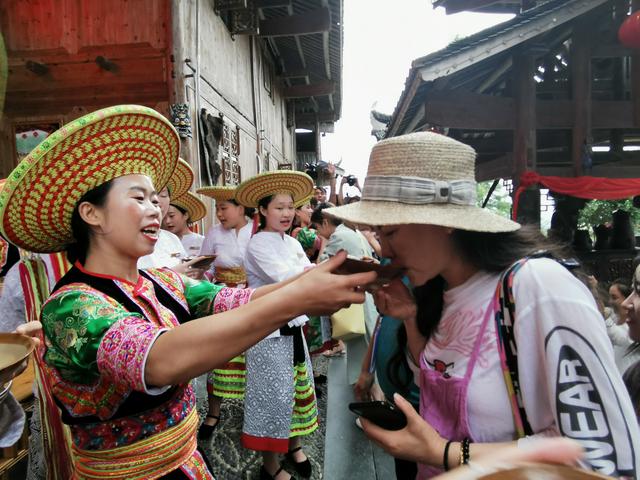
[137, 158, 194, 270]
[234, 171, 321, 480]
[164, 191, 207, 257]
[0, 105, 375, 480]
[194, 185, 254, 441]
[326, 132, 640, 478]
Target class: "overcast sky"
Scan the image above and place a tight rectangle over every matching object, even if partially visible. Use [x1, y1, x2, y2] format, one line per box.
[321, 1, 513, 193]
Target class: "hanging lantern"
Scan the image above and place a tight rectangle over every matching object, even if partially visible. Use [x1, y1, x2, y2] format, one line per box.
[619, 11, 640, 49]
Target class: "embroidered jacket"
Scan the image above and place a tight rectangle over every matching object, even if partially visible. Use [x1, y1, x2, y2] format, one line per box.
[40, 262, 252, 451]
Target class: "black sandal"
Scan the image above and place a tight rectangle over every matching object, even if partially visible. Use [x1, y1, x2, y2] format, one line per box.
[286, 446, 312, 478]
[197, 414, 220, 440]
[259, 464, 295, 480]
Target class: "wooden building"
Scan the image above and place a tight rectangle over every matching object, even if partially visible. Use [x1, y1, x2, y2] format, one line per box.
[0, 0, 343, 192]
[385, 0, 640, 279]
[387, 0, 640, 221]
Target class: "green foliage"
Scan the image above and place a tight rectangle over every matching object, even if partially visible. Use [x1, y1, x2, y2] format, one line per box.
[476, 181, 512, 218]
[578, 198, 640, 232]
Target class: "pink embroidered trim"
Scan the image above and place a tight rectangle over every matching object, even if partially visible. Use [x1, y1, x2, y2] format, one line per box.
[213, 287, 254, 313]
[97, 317, 164, 393]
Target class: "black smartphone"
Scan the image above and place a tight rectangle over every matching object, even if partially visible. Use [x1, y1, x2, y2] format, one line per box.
[348, 400, 407, 431]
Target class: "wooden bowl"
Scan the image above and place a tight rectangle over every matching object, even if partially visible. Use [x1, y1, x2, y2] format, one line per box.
[480, 464, 611, 479]
[0, 333, 36, 377]
[335, 257, 405, 285]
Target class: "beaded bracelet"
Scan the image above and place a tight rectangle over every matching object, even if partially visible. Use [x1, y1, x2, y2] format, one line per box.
[459, 437, 471, 466]
[443, 440, 453, 471]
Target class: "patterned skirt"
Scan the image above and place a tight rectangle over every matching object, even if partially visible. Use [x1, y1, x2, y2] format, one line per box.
[206, 355, 246, 399]
[241, 333, 318, 453]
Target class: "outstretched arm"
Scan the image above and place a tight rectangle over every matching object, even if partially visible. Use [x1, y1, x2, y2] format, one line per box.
[146, 252, 376, 386]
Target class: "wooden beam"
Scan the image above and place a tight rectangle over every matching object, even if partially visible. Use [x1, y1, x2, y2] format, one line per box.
[282, 80, 335, 98]
[476, 154, 513, 182]
[259, 8, 330, 37]
[279, 68, 310, 79]
[423, 89, 634, 130]
[295, 111, 336, 125]
[438, 0, 505, 14]
[571, 20, 593, 177]
[256, 0, 290, 8]
[425, 89, 514, 130]
[592, 43, 633, 58]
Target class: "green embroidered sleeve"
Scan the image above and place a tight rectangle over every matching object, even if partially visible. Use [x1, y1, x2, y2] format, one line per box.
[182, 276, 253, 318]
[41, 287, 142, 385]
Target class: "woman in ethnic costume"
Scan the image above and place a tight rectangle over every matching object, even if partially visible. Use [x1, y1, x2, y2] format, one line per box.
[164, 192, 206, 258]
[0, 105, 374, 480]
[236, 172, 319, 480]
[195, 186, 252, 439]
[138, 158, 193, 270]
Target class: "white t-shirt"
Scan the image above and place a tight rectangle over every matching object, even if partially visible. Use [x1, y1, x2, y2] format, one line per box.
[199, 222, 252, 268]
[244, 231, 310, 337]
[420, 258, 639, 477]
[137, 230, 187, 269]
[181, 232, 204, 258]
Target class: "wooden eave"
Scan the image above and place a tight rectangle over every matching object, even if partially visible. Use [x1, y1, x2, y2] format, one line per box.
[387, 0, 608, 137]
[259, 0, 343, 128]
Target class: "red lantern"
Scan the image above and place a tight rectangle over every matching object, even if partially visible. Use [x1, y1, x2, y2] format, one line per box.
[619, 11, 640, 49]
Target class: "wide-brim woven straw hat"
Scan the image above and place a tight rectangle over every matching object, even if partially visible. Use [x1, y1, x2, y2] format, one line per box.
[171, 192, 207, 223]
[166, 158, 193, 199]
[294, 193, 314, 209]
[196, 185, 237, 202]
[235, 171, 314, 208]
[325, 132, 519, 233]
[0, 105, 180, 253]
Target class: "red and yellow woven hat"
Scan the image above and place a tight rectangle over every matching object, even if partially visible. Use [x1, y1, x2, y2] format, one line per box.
[294, 193, 314, 209]
[0, 105, 180, 253]
[166, 158, 193, 199]
[196, 185, 237, 202]
[235, 171, 314, 208]
[171, 192, 207, 223]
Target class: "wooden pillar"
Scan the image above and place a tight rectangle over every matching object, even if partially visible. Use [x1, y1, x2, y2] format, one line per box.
[571, 20, 592, 176]
[512, 49, 539, 226]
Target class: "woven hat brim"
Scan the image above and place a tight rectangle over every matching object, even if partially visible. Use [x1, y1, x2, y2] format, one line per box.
[294, 193, 314, 209]
[0, 105, 180, 253]
[165, 158, 193, 199]
[324, 201, 520, 233]
[196, 186, 237, 201]
[171, 192, 207, 223]
[235, 171, 314, 208]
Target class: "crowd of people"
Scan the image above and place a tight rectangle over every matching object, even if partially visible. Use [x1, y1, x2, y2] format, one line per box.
[1, 104, 640, 480]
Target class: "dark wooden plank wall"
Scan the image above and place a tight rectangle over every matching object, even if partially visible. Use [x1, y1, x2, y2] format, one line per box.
[0, 0, 172, 175]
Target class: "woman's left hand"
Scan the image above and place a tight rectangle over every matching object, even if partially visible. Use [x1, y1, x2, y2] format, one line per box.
[173, 258, 206, 279]
[0, 322, 43, 385]
[361, 393, 445, 466]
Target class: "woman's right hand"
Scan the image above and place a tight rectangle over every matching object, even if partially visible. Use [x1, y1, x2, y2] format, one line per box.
[291, 250, 377, 316]
[373, 277, 417, 322]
